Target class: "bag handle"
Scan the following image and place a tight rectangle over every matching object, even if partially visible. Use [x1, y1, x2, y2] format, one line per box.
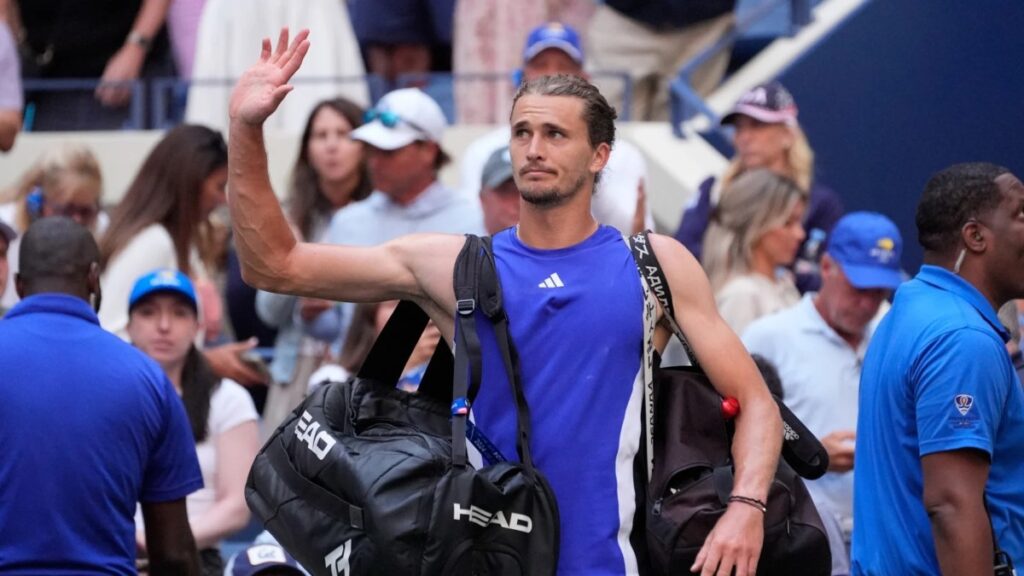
[356, 299, 452, 405]
[451, 235, 537, 473]
[627, 231, 830, 480]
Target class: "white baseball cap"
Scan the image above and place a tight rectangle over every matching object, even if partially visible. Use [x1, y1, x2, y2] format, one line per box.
[351, 88, 447, 150]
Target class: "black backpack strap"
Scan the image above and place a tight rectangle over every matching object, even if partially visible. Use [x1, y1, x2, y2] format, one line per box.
[451, 234, 538, 473]
[452, 236, 485, 467]
[627, 231, 830, 480]
[481, 235, 540, 469]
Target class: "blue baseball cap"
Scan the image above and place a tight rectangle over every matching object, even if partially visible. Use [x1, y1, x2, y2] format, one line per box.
[523, 22, 584, 64]
[128, 269, 198, 311]
[826, 212, 903, 290]
[228, 543, 305, 576]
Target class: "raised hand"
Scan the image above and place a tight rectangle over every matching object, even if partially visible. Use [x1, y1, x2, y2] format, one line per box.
[229, 28, 311, 126]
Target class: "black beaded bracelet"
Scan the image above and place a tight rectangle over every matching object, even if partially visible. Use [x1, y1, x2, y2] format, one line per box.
[728, 495, 767, 513]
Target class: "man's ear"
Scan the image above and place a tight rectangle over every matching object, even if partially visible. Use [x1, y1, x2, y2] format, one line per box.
[589, 142, 611, 178]
[961, 220, 987, 254]
[819, 253, 836, 276]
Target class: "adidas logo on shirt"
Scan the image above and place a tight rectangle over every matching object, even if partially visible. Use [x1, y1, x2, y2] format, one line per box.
[538, 273, 565, 288]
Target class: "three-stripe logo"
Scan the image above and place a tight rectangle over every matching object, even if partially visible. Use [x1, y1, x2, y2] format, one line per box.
[538, 273, 564, 288]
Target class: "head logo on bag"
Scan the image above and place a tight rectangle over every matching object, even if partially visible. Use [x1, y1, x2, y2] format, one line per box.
[325, 539, 351, 576]
[453, 503, 534, 533]
[295, 411, 337, 460]
[245, 238, 561, 576]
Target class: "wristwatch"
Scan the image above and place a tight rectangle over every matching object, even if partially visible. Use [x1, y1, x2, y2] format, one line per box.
[126, 31, 152, 51]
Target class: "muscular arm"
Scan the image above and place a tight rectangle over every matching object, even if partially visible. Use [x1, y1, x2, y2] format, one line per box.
[922, 449, 992, 576]
[227, 29, 460, 339]
[650, 234, 782, 576]
[141, 499, 200, 576]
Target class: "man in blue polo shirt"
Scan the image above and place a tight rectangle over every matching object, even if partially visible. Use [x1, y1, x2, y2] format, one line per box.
[852, 163, 1024, 575]
[0, 217, 203, 575]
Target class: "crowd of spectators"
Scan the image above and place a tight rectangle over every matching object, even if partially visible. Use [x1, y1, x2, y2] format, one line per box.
[1, 3, 1022, 576]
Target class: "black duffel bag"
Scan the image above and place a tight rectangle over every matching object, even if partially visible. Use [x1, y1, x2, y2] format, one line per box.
[628, 231, 832, 576]
[245, 235, 559, 575]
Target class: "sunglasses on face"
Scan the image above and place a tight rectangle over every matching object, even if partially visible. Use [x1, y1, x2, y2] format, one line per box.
[47, 202, 100, 223]
[364, 108, 430, 137]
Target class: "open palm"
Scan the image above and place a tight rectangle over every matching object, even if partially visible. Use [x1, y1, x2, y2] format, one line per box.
[229, 28, 311, 126]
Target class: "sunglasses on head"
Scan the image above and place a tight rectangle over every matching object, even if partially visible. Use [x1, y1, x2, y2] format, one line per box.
[364, 108, 430, 137]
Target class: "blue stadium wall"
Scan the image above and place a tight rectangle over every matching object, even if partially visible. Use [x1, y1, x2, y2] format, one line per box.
[777, 0, 1024, 272]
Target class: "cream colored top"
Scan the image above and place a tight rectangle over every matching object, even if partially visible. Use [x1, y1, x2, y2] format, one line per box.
[715, 272, 801, 335]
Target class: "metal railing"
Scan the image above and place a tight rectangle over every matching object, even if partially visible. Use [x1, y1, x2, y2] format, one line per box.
[669, 0, 813, 138]
[22, 78, 148, 130]
[21, 71, 633, 131]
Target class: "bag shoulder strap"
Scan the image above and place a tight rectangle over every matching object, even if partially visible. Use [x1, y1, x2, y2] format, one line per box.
[626, 231, 832, 480]
[627, 231, 700, 366]
[626, 232, 658, 480]
[452, 234, 537, 472]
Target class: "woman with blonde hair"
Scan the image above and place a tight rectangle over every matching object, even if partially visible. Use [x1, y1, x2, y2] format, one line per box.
[703, 168, 806, 334]
[0, 143, 105, 309]
[675, 81, 843, 292]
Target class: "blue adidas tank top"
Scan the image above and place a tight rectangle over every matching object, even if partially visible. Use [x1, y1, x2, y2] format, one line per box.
[470, 225, 646, 575]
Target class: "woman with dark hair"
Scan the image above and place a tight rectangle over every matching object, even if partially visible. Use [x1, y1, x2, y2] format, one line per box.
[256, 97, 372, 431]
[127, 269, 259, 576]
[99, 124, 229, 340]
[286, 97, 372, 241]
[100, 125, 265, 386]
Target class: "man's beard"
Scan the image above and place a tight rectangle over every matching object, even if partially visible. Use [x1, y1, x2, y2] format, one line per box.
[520, 173, 587, 208]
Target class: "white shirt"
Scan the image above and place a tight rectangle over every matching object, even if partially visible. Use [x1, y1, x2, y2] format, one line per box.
[189, 379, 259, 522]
[741, 293, 871, 541]
[457, 127, 654, 234]
[186, 0, 368, 133]
[98, 224, 178, 340]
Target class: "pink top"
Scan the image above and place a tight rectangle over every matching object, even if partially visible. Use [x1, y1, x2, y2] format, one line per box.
[167, 0, 207, 78]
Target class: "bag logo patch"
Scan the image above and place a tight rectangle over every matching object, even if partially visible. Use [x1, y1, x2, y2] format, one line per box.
[325, 539, 352, 576]
[954, 394, 974, 416]
[453, 503, 533, 533]
[295, 411, 337, 460]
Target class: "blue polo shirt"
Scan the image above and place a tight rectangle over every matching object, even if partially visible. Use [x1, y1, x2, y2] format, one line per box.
[852, 266, 1024, 574]
[0, 294, 202, 575]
